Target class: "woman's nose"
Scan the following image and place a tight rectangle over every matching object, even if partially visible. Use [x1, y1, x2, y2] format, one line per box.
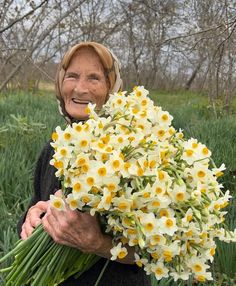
[74, 77, 89, 93]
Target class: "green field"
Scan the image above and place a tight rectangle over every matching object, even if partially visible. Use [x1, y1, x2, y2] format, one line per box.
[0, 90, 235, 285]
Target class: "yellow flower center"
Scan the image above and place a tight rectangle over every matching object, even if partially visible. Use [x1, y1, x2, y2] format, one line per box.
[127, 228, 137, 235]
[102, 135, 110, 144]
[118, 202, 128, 210]
[60, 149, 67, 156]
[158, 170, 165, 180]
[118, 251, 127, 259]
[77, 158, 85, 165]
[155, 267, 163, 276]
[197, 171, 206, 178]
[105, 146, 112, 152]
[151, 252, 159, 259]
[192, 142, 198, 148]
[176, 192, 184, 201]
[51, 132, 58, 141]
[101, 153, 109, 162]
[124, 162, 131, 171]
[69, 200, 78, 209]
[155, 187, 163, 194]
[75, 125, 82, 132]
[98, 142, 105, 149]
[143, 192, 150, 198]
[82, 196, 90, 204]
[160, 209, 168, 217]
[161, 114, 168, 121]
[158, 130, 165, 137]
[118, 137, 123, 143]
[141, 99, 147, 106]
[186, 149, 194, 156]
[81, 164, 89, 173]
[137, 167, 144, 176]
[73, 182, 82, 192]
[187, 214, 193, 222]
[152, 201, 160, 207]
[202, 147, 209, 155]
[163, 250, 172, 261]
[149, 160, 156, 168]
[98, 167, 107, 177]
[54, 161, 63, 169]
[64, 133, 71, 140]
[107, 183, 116, 192]
[86, 177, 94, 186]
[132, 108, 139, 114]
[53, 201, 62, 209]
[196, 275, 206, 282]
[210, 248, 215, 256]
[112, 160, 120, 169]
[153, 235, 161, 243]
[194, 264, 202, 272]
[165, 218, 174, 228]
[105, 195, 112, 204]
[80, 140, 88, 147]
[216, 171, 224, 177]
[145, 223, 154, 232]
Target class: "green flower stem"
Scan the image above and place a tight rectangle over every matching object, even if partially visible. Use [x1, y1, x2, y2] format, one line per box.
[0, 237, 29, 264]
[6, 229, 49, 285]
[94, 259, 109, 286]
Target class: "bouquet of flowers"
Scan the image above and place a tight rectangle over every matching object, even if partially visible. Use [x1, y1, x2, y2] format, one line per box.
[0, 86, 235, 285]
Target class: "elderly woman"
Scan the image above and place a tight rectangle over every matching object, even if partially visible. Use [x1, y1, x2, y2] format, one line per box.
[18, 42, 151, 286]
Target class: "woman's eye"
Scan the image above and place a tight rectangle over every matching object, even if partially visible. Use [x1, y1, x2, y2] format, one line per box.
[89, 75, 99, 80]
[66, 73, 77, 79]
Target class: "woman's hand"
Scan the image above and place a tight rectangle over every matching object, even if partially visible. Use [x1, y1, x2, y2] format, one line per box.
[42, 203, 135, 264]
[21, 200, 49, 240]
[42, 204, 108, 253]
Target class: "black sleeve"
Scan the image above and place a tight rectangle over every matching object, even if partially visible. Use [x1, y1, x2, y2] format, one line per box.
[17, 141, 60, 236]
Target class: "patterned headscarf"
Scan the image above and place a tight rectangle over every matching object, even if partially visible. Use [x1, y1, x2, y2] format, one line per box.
[55, 41, 123, 123]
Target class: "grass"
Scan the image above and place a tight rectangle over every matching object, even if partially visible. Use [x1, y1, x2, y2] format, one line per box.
[0, 89, 235, 285]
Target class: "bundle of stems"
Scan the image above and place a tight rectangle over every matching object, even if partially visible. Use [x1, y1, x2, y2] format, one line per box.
[0, 224, 100, 286]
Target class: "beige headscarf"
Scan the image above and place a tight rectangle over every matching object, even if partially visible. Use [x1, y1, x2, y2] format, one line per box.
[55, 41, 123, 123]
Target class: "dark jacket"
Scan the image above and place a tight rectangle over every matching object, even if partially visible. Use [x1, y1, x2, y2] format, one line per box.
[17, 141, 151, 286]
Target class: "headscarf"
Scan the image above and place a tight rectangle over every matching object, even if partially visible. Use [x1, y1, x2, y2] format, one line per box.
[55, 42, 123, 123]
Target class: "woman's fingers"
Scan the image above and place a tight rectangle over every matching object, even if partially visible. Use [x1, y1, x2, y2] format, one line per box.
[20, 201, 49, 239]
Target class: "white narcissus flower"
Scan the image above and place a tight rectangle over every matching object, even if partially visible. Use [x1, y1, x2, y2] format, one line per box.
[161, 240, 180, 262]
[110, 242, 128, 260]
[84, 103, 99, 120]
[65, 193, 79, 210]
[151, 261, 169, 280]
[107, 151, 124, 172]
[188, 256, 210, 275]
[97, 188, 113, 211]
[170, 270, 190, 281]
[158, 216, 178, 236]
[148, 234, 166, 247]
[139, 212, 159, 237]
[157, 110, 173, 127]
[50, 195, 65, 211]
[168, 183, 190, 204]
[113, 196, 133, 213]
[131, 85, 149, 99]
[212, 163, 226, 178]
[134, 253, 148, 267]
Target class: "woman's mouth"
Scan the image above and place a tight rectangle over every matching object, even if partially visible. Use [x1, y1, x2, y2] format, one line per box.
[72, 98, 91, 104]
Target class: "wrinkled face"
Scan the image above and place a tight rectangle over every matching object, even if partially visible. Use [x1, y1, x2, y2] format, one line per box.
[61, 47, 109, 120]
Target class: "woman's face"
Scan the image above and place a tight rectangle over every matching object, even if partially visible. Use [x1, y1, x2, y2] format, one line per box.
[61, 47, 109, 120]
